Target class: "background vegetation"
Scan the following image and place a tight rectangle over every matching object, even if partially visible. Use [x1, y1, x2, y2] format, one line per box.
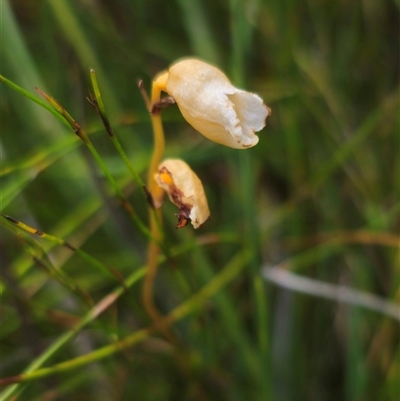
[1, 0, 399, 400]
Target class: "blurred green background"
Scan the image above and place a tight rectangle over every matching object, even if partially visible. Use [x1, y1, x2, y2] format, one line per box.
[1, 0, 399, 400]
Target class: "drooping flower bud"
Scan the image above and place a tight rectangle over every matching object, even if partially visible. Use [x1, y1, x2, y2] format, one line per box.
[156, 159, 210, 229]
[153, 58, 270, 149]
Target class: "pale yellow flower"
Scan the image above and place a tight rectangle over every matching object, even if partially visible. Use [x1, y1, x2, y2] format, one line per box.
[156, 159, 210, 229]
[153, 58, 271, 149]
[155, 59, 271, 149]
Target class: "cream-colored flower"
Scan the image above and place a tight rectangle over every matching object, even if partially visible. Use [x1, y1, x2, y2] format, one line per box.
[153, 58, 270, 149]
[156, 159, 210, 229]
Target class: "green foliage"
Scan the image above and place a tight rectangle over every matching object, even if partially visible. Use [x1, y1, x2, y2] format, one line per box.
[1, 0, 399, 400]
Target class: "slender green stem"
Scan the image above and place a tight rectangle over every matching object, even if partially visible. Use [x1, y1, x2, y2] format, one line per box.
[1, 215, 122, 282]
[0, 74, 70, 127]
[0, 236, 231, 399]
[0, 250, 249, 395]
[88, 71, 167, 260]
[85, 141, 154, 240]
[254, 275, 269, 355]
[88, 70, 146, 192]
[228, 2, 271, 399]
[35, 88, 159, 244]
[0, 267, 146, 400]
[23, 236, 94, 305]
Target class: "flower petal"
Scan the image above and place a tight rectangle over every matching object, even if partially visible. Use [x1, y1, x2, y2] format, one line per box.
[164, 58, 270, 149]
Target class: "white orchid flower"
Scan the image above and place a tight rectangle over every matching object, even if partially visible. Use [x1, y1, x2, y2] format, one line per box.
[156, 159, 210, 229]
[153, 58, 271, 149]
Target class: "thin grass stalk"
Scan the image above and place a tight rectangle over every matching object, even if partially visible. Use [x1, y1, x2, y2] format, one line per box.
[88, 71, 167, 258]
[0, 75, 69, 127]
[0, 235, 228, 399]
[88, 70, 144, 191]
[0, 249, 249, 396]
[0, 267, 146, 401]
[1, 194, 105, 288]
[1, 215, 124, 283]
[228, 1, 271, 398]
[35, 87, 158, 244]
[21, 236, 94, 306]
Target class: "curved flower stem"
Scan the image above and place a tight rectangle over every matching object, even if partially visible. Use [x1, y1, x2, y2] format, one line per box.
[147, 72, 168, 208]
[142, 73, 175, 341]
[142, 211, 163, 320]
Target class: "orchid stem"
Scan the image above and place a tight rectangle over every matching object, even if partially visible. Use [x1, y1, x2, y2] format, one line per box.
[142, 73, 175, 341]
